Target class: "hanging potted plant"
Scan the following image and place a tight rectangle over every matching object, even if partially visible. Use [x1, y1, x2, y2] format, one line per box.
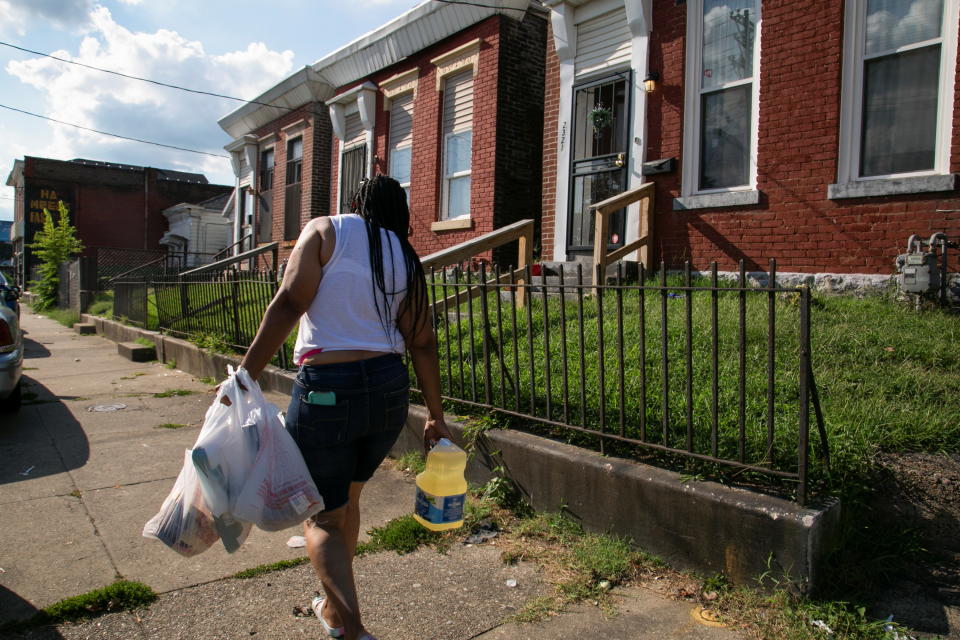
[588, 103, 613, 135]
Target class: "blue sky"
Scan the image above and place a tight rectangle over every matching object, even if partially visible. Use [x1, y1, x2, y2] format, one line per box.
[0, 0, 420, 220]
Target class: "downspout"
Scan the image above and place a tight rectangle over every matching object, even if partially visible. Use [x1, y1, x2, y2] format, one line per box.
[234, 181, 242, 255]
[144, 168, 149, 250]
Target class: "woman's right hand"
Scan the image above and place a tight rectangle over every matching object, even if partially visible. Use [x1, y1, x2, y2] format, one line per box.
[423, 416, 453, 452]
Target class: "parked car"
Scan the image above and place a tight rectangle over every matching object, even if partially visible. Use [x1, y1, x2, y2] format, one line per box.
[0, 270, 20, 317]
[0, 291, 22, 412]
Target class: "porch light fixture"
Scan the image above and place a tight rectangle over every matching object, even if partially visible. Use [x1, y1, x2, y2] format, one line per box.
[643, 71, 660, 93]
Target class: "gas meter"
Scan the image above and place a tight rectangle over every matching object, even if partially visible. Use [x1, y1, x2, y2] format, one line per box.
[898, 246, 939, 294]
[895, 233, 954, 302]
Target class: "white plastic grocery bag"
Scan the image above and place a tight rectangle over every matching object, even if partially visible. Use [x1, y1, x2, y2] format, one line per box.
[189, 366, 256, 552]
[145, 366, 323, 556]
[142, 449, 220, 557]
[230, 367, 325, 530]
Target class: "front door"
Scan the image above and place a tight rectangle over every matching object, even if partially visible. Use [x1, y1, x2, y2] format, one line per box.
[567, 73, 631, 256]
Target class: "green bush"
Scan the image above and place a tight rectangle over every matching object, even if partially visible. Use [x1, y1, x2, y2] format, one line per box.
[28, 201, 83, 311]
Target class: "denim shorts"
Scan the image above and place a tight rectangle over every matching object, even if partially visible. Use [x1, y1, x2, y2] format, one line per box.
[285, 353, 409, 512]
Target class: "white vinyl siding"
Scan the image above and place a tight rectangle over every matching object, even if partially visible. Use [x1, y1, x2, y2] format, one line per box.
[389, 93, 414, 203]
[442, 70, 474, 136]
[389, 94, 414, 150]
[441, 70, 474, 219]
[343, 112, 365, 149]
[575, 8, 631, 77]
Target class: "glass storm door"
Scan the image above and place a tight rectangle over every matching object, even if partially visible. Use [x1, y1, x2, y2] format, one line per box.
[567, 74, 630, 254]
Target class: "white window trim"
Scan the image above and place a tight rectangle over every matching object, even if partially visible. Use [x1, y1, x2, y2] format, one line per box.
[258, 146, 275, 192]
[329, 83, 377, 214]
[679, 0, 762, 207]
[390, 143, 412, 192]
[386, 89, 415, 194]
[431, 38, 481, 90]
[381, 69, 419, 107]
[441, 130, 472, 221]
[338, 140, 369, 214]
[832, 0, 959, 198]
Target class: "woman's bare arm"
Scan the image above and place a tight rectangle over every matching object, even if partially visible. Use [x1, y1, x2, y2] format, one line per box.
[398, 291, 453, 450]
[239, 219, 325, 380]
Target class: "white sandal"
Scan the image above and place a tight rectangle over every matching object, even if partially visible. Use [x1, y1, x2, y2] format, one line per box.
[311, 596, 345, 638]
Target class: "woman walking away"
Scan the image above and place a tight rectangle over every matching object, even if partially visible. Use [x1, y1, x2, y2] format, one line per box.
[236, 176, 452, 640]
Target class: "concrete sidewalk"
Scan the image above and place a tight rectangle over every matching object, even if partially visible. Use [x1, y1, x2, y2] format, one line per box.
[0, 313, 742, 639]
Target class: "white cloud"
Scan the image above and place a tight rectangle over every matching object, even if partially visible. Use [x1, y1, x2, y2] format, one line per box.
[116, 0, 143, 4]
[0, 0, 97, 37]
[4, 4, 295, 186]
[867, 0, 943, 54]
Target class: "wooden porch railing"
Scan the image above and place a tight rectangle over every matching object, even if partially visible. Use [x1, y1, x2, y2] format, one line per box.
[591, 182, 655, 279]
[420, 219, 535, 308]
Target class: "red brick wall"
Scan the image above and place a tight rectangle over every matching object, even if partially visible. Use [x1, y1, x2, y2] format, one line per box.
[542, 0, 960, 275]
[541, 19, 560, 262]
[329, 14, 544, 264]
[252, 104, 330, 263]
[657, 0, 960, 273]
[493, 9, 547, 265]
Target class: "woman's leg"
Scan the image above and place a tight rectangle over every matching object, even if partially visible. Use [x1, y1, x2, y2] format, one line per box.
[306, 482, 368, 640]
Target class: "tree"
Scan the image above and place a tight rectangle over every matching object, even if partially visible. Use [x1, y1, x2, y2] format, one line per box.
[28, 200, 84, 310]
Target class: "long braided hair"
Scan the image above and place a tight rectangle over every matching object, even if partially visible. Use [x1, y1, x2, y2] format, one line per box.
[349, 175, 428, 342]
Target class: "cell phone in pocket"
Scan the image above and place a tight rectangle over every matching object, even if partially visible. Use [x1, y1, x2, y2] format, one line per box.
[306, 390, 337, 406]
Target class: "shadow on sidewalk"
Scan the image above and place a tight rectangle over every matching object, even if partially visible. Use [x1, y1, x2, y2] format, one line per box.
[0, 586, 66, 638]
[0, 378, 89, 485]
[22, 335, 51, 360]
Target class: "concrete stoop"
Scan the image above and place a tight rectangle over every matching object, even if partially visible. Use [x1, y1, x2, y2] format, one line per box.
[81, 313, 841, 594]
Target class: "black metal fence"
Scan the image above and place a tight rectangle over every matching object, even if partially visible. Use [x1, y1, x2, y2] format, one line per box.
[422, 259, 826, 504]
[111, 270, 289, 366]
[93, 246, 222, 288]
[108, 257, 826, 503]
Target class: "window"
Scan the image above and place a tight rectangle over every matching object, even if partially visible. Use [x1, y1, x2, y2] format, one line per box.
[441, 69, 474, 219]
[682, 0, 761, 196]
[340, 145, 367, 214]
[259, 149, 274, 191]
[339, 112, 368, 214]
[388, 93, 414, 206]
[258, 149, 274, 243]
[284, 137, 302, 240]
[838, 0, 956, 185]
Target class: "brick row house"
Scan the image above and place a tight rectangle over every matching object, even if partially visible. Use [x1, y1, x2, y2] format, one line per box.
[5, 157, 231, 285]
[220, 0, 959, 285]
[218, 0, 547, 265]
[540, 0, 960, 283]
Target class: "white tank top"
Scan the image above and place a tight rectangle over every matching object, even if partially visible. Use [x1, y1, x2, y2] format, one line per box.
[293, 214, 408, 364]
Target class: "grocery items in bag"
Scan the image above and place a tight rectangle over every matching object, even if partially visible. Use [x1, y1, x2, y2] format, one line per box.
[143, 450, 219, 557]
[144, 366, 323, 556]
[232, 408, 325, 530]
[414, 438, 467, 531]
[192, 367, 323, 532]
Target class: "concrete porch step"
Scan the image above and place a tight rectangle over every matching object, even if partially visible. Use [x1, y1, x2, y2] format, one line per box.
[117, 341, 155, 362]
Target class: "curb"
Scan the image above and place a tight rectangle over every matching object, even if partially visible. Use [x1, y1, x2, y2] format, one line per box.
[81, 313, 842, 594]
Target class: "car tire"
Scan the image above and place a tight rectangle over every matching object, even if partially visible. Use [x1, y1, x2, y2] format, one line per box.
[0, 380, 21, 413]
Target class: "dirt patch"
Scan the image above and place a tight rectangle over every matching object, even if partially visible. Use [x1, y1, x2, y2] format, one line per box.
[867, 453, 960, 637]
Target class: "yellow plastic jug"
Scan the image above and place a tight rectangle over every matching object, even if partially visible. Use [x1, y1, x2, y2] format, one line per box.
[413, 438, 467, 531]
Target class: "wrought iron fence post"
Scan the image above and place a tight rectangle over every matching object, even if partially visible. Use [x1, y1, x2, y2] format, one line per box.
[230, 270, 242, 347]
[798, 285, 811, 506]
[767, 258, 777, 466]
[596, 262, 606, 454]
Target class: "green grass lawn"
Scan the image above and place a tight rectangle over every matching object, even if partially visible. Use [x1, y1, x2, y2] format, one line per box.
[104, 274, 959, 497]
[426, 277, 959, 498]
